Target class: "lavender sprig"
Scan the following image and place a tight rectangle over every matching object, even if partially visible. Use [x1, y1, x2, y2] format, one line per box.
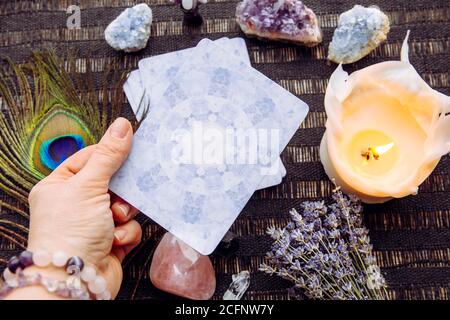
[260, 187, 388, 300]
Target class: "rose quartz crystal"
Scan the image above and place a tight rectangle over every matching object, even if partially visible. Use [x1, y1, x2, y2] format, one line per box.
[150, 233, 216, 300]
[236, 0, 322, 46]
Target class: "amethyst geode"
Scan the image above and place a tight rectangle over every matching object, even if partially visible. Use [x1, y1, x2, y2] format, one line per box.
[236, 0, 322, 47]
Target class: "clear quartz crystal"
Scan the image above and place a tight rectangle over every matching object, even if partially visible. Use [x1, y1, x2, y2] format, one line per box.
[66, 275, 82, 290]
[42, 278, 59, 292]
[26, 273, 42, 285]
[70, 289, 87, 300]
[223, 270, 250, 300]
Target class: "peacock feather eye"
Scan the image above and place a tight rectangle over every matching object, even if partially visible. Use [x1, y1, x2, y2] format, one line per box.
[28, 108, 96, 177]
[39, 134, 86, 170]
[0, 49, 148, 247]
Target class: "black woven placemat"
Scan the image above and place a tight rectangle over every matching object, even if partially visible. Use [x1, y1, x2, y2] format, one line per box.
[0, 0, 449, 300]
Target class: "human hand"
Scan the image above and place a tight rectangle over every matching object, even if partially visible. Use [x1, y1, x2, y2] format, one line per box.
[26, 118, 141, 298]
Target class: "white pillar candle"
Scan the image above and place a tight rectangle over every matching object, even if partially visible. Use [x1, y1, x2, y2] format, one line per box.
[320, 32, 450, 203]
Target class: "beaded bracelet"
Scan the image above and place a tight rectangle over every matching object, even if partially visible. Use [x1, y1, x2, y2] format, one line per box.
[0, 250, 111, 300]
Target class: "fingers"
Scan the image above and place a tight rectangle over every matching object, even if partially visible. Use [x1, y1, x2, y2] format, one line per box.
[77, 118, 133, 186]
[111, 197, 139, 223]
[113, 220, 142, 246]
[51, 145, 96, 177]
[112, 220, 142, 262]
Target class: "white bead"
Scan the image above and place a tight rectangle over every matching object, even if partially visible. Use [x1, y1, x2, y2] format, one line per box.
[2, 268, 15, 281]
[80, 266, 96, 282]
[88, 276, 107, 294]
[42, 278, 58, 292]
[52, 251, 69, 267]
[79, 291, 91, 300]
[33, 250, 51, 267]
[66, 275, 82, 290]
[97, 290, 112, 300]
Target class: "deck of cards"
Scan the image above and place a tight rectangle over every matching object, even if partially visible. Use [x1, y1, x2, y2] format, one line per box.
[110, 37, 309, 255]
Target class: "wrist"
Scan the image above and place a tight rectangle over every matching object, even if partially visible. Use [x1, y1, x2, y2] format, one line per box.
[24, 265, 68, 282]
[4, 266, 68, 300]
[2, 249, 111, 300]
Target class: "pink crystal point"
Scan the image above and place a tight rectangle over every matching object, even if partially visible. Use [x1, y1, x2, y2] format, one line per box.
[236, 0, 322, 47]
[150, 233, 216, 300]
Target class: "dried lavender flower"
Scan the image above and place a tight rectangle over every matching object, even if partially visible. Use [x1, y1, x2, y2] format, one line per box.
[260, 187, 388, 300]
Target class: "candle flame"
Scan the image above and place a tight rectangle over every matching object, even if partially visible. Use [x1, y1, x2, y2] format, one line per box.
[373, 142, 395, 156]
[361, 142, 395, 161]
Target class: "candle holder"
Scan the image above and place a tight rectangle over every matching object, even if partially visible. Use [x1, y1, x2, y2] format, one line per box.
[320, 31, 450, 203]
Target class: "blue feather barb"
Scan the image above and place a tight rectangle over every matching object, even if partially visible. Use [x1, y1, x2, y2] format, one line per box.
[39, 134, 86, 170]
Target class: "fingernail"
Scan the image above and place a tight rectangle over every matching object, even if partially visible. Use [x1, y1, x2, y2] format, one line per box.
[114, 229, 127, 242]
[118, 203, 130, 218]
[110, 118, 130, 139]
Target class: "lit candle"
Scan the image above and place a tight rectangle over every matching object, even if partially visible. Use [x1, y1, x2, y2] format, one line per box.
[320, 32, 450, 203]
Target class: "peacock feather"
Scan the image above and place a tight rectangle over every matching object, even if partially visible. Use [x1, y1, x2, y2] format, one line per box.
[0, 50, 147, 249]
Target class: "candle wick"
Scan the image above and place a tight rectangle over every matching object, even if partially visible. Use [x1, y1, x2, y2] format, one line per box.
[361, 147, 380, 161]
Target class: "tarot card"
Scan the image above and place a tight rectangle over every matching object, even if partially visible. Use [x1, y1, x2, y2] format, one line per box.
[110, 39, 308, 255]
[125, 38, 286, 188]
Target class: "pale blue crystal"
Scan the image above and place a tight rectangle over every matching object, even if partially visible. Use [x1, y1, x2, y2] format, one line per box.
[328, 5, 390, 64]
[105, 4, 153, 52]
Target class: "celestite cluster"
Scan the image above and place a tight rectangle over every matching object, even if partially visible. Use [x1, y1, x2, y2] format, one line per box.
[105, 3, 153, 52]
[328, 5, 390, 64]
[236, 0, 322, 47]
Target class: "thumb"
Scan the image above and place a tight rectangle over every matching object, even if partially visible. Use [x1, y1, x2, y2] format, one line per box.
[77, 117, 133, 185]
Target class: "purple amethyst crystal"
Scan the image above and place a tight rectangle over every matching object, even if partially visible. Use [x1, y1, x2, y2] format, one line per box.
[236, 0, 322, 46]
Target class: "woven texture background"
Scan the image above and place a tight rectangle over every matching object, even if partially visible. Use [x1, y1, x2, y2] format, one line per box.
[0, 0, 449, 300]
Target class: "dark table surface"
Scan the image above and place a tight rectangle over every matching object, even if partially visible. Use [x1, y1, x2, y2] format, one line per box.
[0, 0, 449, 300]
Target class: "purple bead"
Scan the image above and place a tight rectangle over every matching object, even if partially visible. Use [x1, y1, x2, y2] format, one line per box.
[66, 256, 84, 275]
[19, 251, 34, 269]
[7, 256, 21, 274]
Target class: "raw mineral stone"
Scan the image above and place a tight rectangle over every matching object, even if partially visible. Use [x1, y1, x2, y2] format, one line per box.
[105, 3, 153, 52]
[328, 5, 390, 64]
[150, 233, 216, 300]
[223, 270, 250, 300]
[235, 0, 322, 47]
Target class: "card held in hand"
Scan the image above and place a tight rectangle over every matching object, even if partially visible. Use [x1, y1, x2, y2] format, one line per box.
[111, 39, 309, 255]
